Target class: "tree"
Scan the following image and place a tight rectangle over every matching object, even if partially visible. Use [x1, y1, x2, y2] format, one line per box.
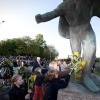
[47, 45, 59, 61]
[0, 35, 59, 60]
[0, 39, 17, 55]
[34, 34, 46, 47]
[14, 38, 27, 55]
[34, 34, 47, 58]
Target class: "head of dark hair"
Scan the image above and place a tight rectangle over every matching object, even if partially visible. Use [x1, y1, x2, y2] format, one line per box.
[66, 58, 71, 64]
[46, 70, 58, 81]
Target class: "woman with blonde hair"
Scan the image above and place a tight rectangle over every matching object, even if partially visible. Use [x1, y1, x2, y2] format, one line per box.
[9, 74, 32, 100]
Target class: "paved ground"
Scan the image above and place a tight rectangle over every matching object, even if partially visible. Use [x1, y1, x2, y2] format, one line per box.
[58, 82, 100, 100]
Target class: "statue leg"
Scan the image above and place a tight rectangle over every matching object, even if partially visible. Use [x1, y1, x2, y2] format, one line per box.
[70, 27, 81, 55]
[70, 26, 100, 92]
[81, 26, 100, 92]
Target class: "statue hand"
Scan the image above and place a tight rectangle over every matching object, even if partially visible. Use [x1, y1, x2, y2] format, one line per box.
[35, 14, 42, 24]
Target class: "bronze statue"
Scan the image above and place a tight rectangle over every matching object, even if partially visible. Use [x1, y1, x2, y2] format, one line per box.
[35, 0, 100, 92]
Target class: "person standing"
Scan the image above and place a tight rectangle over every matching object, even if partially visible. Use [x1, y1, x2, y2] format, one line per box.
[91, 62, 95, 73]
[9, 75, 32, 100]
[33, 67, 45, 100]
[44, 69, 73, 100]
[32, 57, 41, 72]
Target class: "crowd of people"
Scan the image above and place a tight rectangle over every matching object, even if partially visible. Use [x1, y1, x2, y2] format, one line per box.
[6, 56, 74, 100]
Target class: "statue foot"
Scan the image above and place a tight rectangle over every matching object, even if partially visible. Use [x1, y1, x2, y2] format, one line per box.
[35, 14, 42, 23]
[90, 73, 100, 87]
[82, 74, 100, 92]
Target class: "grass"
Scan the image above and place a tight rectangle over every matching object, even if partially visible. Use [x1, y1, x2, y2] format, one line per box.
[94, 66, 100, 76]
[94, 70, 100, 76]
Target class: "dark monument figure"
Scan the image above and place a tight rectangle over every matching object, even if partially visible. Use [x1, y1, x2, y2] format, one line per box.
[35, 0, 100, 92]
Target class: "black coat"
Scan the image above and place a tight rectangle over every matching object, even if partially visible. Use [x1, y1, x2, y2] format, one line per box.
[32, 61, 41, 72]
[8, 84, 28, 100]
[34, 71, 45, 86]
[45, 74, 70, 100]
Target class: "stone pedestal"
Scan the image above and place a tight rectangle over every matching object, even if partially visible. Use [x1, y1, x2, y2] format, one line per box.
[58, 82, 100, 100]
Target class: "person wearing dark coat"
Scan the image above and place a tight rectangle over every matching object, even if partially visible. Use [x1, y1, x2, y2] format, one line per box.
[33, 67, 45, 100]
[33, 68, 45, 86]
[44, 69, 73, 100]
[32, 57, 41, 72]
[8, 75, 32, 100]
[9, 84, 28, 100]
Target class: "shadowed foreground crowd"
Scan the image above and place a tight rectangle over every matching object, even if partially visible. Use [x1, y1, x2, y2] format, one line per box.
[8, 57, 74, 100]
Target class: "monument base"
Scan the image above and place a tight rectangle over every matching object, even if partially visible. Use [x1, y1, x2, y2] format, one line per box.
[58, 82, 100, 100]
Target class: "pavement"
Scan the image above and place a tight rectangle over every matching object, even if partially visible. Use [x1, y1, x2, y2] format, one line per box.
[58, 82, 100, 100]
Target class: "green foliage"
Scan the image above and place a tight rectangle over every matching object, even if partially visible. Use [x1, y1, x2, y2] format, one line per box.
[28, 75, 36, 90]
[0, 39, 17, 55]
[0, 34, 59, 60]
[47, 45, 58, 60]
[71, 53, 86, 80]
[18, 66, 26, 75]
[94, 66, 100, 75]
[1, 59, 14, 71]
[94, 71, 100, 76]
[0, 59, 14, 79]
[34, 34, 46, 47]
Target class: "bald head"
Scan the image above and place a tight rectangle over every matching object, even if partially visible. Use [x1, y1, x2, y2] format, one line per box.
[37, 57, 41, 62]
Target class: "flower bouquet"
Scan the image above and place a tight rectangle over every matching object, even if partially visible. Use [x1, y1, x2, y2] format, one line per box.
[18, 66, 26, 75]
[0, 59, 14, 79]
[71, 52, 86, 80]
[27, 75, 37, 90]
